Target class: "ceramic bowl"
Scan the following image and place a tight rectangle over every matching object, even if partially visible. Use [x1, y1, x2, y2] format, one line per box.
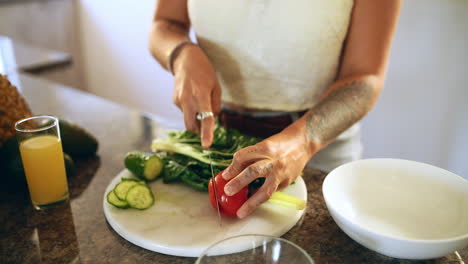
[323, 158, 468, 260]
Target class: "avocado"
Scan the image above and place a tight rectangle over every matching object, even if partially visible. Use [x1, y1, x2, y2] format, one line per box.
[0, 137, 19, 161]
[0, 137, 77, 190]
[4, 154, 27, 189]
[63, 152, 76, 176]
[59, 119, 98, 158]
[0, 138, 26, 189]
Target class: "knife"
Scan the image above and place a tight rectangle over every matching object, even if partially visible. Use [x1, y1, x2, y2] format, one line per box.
[208, 152, 222, 227]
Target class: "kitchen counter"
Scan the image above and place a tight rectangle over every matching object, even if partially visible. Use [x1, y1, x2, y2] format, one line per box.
[0, 36, 71, 75]
[0, 74, 466, 264]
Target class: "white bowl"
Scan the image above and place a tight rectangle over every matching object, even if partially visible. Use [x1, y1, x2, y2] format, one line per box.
[323, 158, 468, 260]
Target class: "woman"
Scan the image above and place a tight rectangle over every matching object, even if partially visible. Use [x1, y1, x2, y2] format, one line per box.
[149, 0, 401, 218]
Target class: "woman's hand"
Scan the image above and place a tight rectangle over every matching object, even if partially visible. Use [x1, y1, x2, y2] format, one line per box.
[172, 44, 221, 148]
[221, 127, 314, 218]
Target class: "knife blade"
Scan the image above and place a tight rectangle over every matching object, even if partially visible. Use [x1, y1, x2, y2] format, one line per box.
[208, 152, 222, 227]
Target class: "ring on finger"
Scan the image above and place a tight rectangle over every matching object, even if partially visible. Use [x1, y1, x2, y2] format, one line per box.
[196, 111, 214, 120]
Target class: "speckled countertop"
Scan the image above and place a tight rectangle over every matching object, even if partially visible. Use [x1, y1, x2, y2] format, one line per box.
[0, 74, 466, 264]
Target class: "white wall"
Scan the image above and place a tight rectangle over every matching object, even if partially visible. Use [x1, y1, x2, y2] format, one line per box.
[77, 0, 182, 124]
[78, 0, 468, 178]
[361, 0, 468, 178]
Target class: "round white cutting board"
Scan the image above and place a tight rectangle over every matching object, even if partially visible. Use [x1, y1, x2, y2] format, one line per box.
[103, 169, 307, 257]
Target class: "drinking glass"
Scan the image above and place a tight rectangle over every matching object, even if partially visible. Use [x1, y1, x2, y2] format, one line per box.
[195, 234, 314, 264]
[15, 115, 69, 210]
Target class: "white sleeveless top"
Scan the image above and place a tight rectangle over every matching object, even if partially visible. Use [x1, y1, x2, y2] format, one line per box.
[188, 0, 361, 172]
[188, 0, 354, 111]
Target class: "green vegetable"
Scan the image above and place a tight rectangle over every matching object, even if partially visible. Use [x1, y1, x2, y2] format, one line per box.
[151, 125, 260, 192]
[121, 177, 141, 181]
[124, 151, 164, 181]
[162, 159, 188, 183]
[107, 190, 129, 209]
[126, 184, 154, 210]
[152, 126, 258, 167]
[63, 153, 75, 176]
[106, 178, 155, 210]
[114, 180, 144, 201]
[152, 141, 230, 166]
[0, 137, 19, 159]
[268, 191, 306, 210]
[3, 154, 27, 189]
[180, 170, 210, 192]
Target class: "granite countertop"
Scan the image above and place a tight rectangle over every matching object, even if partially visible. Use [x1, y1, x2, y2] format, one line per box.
[0, 74, 466, 264]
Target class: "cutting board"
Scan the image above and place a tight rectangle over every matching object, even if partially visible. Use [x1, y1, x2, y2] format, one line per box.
[103, 169, 307, 257]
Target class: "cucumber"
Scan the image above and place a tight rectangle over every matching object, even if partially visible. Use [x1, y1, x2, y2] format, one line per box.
[125, 151, 164, 181]
[126, 184, 154, 210]
[121, 177, 141, 181]
[106, 177, 155, 210]
[114, 180, 144, 201]
[107, 190, 129, 209]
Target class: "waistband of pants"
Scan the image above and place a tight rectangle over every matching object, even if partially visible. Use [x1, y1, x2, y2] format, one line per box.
[219, 105, 308, 139]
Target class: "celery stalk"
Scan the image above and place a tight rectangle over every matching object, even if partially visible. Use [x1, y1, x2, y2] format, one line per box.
[151, 139, 231, 167]
[268, 191, 306, 210]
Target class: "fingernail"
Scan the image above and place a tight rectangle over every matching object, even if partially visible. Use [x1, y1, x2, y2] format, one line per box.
[221, 170, 229, 179]
[225, 186, 233, 196]
[237, 209, 246, 219]
[202, 141, 210, 149]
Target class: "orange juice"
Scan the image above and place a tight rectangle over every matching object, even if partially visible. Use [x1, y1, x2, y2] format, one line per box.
[19, 135, 69, 206]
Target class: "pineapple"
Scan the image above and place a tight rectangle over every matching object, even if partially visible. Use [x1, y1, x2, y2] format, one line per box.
[0, 74, 32, 146]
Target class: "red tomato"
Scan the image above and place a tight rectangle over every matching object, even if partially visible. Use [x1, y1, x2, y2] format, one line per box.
[208, 171, 248, 217]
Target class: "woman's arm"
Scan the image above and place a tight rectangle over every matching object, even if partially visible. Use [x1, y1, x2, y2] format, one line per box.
[149, 0, 221, 148]
[304, 0, 402, 152]
[149, 0, 190, 71]
[222, 0, 402, 218]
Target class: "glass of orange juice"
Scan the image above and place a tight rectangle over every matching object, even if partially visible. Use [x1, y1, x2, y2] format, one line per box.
[15, 115, 69, 210]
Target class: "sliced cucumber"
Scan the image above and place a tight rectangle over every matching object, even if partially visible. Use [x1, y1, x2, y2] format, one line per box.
[114, 180, 143, 201]
[143, 155, 164, 181]
[126, 184, 154, 210]
[107, 190, 129, 209]
[121, 177, 141, 181]
[106, 174, 156, 210]
[125, 151, 164, 181]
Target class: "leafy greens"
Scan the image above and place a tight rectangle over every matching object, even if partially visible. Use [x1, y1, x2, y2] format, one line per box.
[151, 125, 260, 191]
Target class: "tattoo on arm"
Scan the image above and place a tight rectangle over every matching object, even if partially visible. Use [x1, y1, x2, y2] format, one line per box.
[306, 80, 376, 146]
